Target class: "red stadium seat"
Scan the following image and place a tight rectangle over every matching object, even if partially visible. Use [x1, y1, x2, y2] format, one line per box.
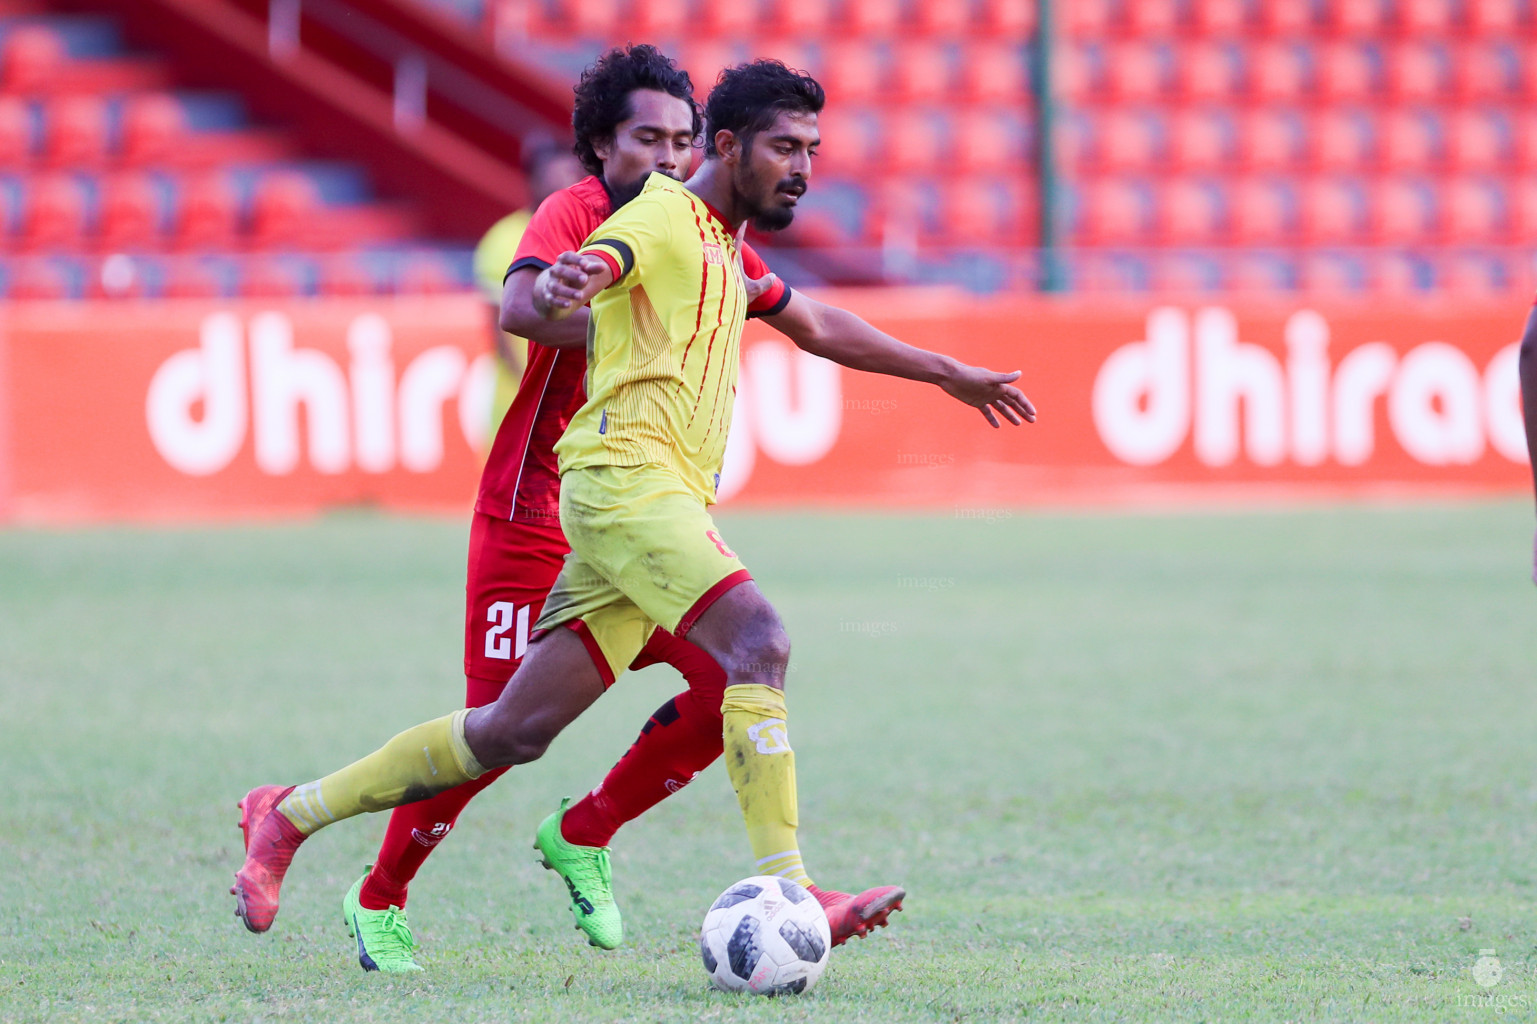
[1377, 108, 1441, 171]
[1050, 42, 1097, 103]
[629, 0, 692, 37]
[678, 41, 740, 95]
[96, 172, 163, 251]
[1229, 178, 1295, 244]
[1396, 0, 1457, 33]
[1123, 0, 1180, 34]
[395, 251, 462, 294]
[1325, 0, 1389, 34]
[249, 172, 322, 250]
[818, 41, 886, 104]
[43, 95, 109, 168]
[809, 107, 880, 175]
[1452, 41, 1517, 102]
[0, 95, 33, 167]
[1254, 0, 1314, 35]
[1296, 252, 1367, 297]
[1367, 177, 1437, 244]
[1, 24, 65, 95]
[842, 0, 903, 35]
[951, 108, 1031, 174]
[1299, 177, 1368, 244]
[1103, 41, 1168, 103]
[883, 108, 948, 174]
[1176, 40, 1243, 103]
[698, 0, 762, 36]
[1513, 111, 1537, 170]
[1446, 110, 1510, 173]
[1168, 108, 1234, 172]
[1308, 108, 1374, 172]
[6, 257, 71, 299]
[119, 93, 187, 168]
[1247, 41, 1310, 103]
[891, 42, 954, 104]
[1237, 109, 1305, 172]
[1441, 177, 1508, 243]
[1225, 252, 1296, 293]
[977, 0, 1035, 37]
[1061, 0, 1117, 38]
[1383, 41, 1449, 103]
[1073, 178, 1155, 246]
[1367, 251, 1427, 296]
[1519, 42, 1537, 100]
[1096, 108, 1164, 172]
[1053, 110, 1095, 173]
[1314, 41, 1377, 103]
[159, 257, 225, 298]
[19, 174, 88, 250]
[239, 256, 306, 297]
[1509, 178, 1537, 243]
[959, 41, 1028, 105]
[911, 0, 975, 36]
[1466, 0, 1522, 33]
[761, 0, 835, 38]
[172, 172, 241, 250]
[1155, 178, 1225, 245]
[1188, 0, 1248, 34]
[1434, 252, 1509, 297]
[318, 254, 377, 296]
[935, 177, 1032, 246]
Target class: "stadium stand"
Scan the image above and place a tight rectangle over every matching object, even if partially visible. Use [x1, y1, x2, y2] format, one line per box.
[0, 6, 478, 298]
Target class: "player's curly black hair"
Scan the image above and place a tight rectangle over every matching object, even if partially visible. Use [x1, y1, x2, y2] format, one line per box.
[703, 60, 824, 158]
[571, 44, 701, 177]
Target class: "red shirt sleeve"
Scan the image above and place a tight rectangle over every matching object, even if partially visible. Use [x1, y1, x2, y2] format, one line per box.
[740, 241, 792, 318]
[506, 188, 597, 277]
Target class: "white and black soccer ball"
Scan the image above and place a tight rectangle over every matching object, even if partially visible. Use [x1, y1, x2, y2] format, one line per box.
[699, 875, 831, 995]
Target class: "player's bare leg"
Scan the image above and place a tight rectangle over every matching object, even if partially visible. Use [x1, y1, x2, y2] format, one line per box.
[685, 581, 906, 945]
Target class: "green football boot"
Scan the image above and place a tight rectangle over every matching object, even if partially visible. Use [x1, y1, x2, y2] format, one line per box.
[533, 798, 623, 949]
[342, 869, 424, 973]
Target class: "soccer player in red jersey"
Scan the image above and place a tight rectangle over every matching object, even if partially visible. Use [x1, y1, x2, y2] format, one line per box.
[233, 51, 1034, 972]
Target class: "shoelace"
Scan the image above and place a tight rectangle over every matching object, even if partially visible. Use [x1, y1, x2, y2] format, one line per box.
[376, 908, 418, 954]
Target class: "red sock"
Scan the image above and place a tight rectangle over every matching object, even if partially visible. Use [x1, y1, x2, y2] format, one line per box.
[561, 632, 726, 848]
[359, 675, 507, 911]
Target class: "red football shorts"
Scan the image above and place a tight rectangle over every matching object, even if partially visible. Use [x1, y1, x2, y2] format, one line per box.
[462, 511, 569, 688]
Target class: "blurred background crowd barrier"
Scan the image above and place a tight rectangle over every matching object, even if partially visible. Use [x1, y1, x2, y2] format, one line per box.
[0, 0, 1531, 522]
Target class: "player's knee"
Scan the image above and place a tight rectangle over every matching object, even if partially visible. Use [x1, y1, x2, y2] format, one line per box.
[733, 617, 791, 681]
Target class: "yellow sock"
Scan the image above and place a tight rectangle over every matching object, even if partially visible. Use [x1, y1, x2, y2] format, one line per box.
[277, 709, 486, 835]
[721, 683, 813, 888]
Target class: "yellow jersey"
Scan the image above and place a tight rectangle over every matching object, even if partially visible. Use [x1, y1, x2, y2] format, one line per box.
[556, 173, 754, 504]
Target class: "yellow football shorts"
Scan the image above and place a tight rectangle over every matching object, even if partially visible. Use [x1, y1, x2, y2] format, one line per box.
[533, 463, 751, 684]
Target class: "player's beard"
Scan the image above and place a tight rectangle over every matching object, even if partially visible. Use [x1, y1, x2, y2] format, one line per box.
[736, 163, 804, 232]
[604, 167, 683, 210]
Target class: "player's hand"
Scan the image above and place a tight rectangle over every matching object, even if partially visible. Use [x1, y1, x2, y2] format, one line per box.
[940, 366, 1037, 428]
[744, 270, 778, 304]
[535, 251, 608, 319]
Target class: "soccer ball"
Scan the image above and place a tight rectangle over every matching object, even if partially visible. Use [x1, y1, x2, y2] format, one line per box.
[699, 875, 831, 995]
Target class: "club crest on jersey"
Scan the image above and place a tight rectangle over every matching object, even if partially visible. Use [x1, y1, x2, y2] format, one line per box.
[703, 242, 724, 265]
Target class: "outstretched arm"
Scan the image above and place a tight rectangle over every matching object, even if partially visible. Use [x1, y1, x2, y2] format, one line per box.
[762, 290, 1036, 428]
[499, 267, 589, 349]
[1518, 304, 1537, 581]
[531, 252, 615, 322]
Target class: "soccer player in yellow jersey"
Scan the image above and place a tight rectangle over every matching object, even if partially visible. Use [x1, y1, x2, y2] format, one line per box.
[231, 61, 1036, 955]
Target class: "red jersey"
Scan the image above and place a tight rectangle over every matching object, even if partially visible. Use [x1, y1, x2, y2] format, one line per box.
[475, 175, 791, 522]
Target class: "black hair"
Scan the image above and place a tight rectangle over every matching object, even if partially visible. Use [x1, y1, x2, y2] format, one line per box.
[571, 44, 701, 177]
[703, 60, 825, 158]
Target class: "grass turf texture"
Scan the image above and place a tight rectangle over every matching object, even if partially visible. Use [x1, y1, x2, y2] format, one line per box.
[3, 502, 1536, 1023]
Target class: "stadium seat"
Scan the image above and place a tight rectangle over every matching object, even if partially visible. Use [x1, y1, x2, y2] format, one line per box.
[1510, 178, 1537, 241]
[1224, 251, 1296, 293]
[238, 256, 308, 297]
[42, 95, 110, 168]
[1096, 108, 1164, 172]
[1378, 108, 1442, 171]
[1314, 40, 1378, 103]
[976, 0, 1035, 37]
[1, 24, 65, 95]
[962, 41, 1029, 105]
[317, 253, 378, 296]
[934, 177, 1033, 246]
[95, 172, 163, 251]
[891, 42, 954, 104]
[951, 108, 1031, 174]
[1296, 251, 1367, 296]
[1325, 0, 1389, 34]
[818, 41, 886, 104]
[1255, 0, 1315, 35]
[1308, 108, 1375, 171]
[1229, 177, 1296, 244]
[697, 0, 762, 37]
[171, 171, 241, 250]
[811, 107, 881, 176]
[883, 108, 949, 174]
[1155, 177, 1226, 245]
[0, 96, 34, 167]
[1247, 41, 1311, 103]
[248, 171, 322, 250]
[1103, 41, 1168, 102]
[1150, 251, 1225, 294]
[1367, 250, 1431, 295]
[1237, 109, 1306, 172]
[1396, 0, 1458, 33]
[909, 0, 971, 36]
[1176, 40, 1243, 103]
[1071, 178, 1155, 245]
[1446, 109, 1511, 173]
[1434, 250, 1510, 296]
[1061, 0, 1117, 38]
[395, 250, 463, 294]
[158, 256, 226, 298]
[1514, 111, 1537, 170]
[1466, 0, 1523, 33]
[629, 0, 692, 38]
[118, 93, 185, 168]
[5, 256, 73, 298]
[1122, 0, 1180, 35]
[1053, 110, 1095, 174]
[1188, 0, 1248, 35]
[1441, 177, 1508, 243]
[1452, 41, 1517, 102]
[1299, 177, 1369, 244]
[677, 41, 740, 96]
[546, 0, 624, 38]
[842, 0, 904, 35]
[761, 0, 835, 37]
[18, 173, 88, 250]
[1368, 177, 1438, 244]
[1168, 108, 1235, 172]
[1383, 41, 1449, 103]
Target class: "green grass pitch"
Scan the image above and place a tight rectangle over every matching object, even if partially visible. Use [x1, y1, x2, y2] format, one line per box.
[4, 501, 1536, 1022]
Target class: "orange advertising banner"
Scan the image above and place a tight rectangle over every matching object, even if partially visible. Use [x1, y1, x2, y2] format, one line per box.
[0, 292, 1530, 523]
